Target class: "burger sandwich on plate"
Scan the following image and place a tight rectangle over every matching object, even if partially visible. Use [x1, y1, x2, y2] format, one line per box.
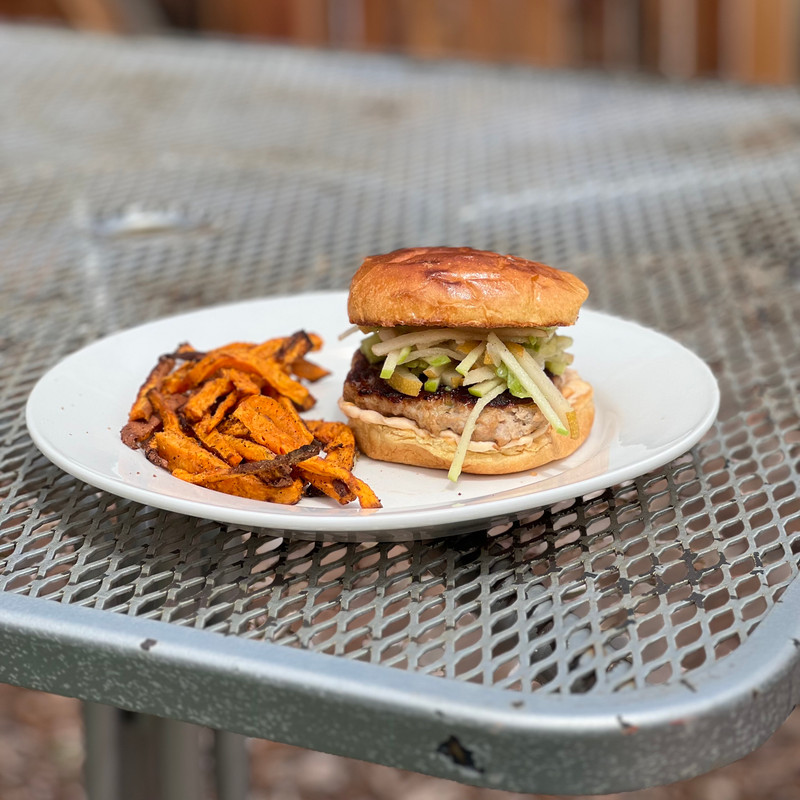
[339, 246, 594, 481]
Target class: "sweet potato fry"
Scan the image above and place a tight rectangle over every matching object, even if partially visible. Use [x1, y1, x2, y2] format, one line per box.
[172, 469, 304, 503]
[291, 358, 330, 382]
[175, 350, 313, 410]
[230, 442, 321, 474]
[249, 330, 321, 362]
[217, 418, 251, 438]
[241, 354, 314, 410]
[206, 342, 256, 358]
[122, 331, 381, 509]
[129, 344, 198, 420]
[214, 432, 274, 462]
[171, 440, 319, 486]
[192, 426, 243, 467]
[273, 331, 313, 366]
[182, 374, 235, 422]
[195, 392, 241, 436]
[129, 356, 175, 421]
[229, 369, 262, 395]
[305, 420, 356, 470]
[177, 466, 291, 486]
[277, 395, 315, 437]
[161, 361, 195, 394]
[162, 349, 205, 362]
[147, 389, 183, 433]
[185, 355, 251, 391]
[297, 457, 356, 504]
[234, 395, 313, 453]
[250, 338, 287, 359]
[144, 443, 168, 470]
[307, 333, 323, 351]
[349, 476, 382, 509]
[151, 430, 229, 474]
[121, 415, 161, 448]
[296, 457, 381, 508]
[182, 369, 260, 423]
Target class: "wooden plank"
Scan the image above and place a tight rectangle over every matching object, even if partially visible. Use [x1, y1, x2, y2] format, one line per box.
[719, 0, 755, 81]
[0, 0, 62, 21]
[751, 0, 798, 83]
[718, 0, 799, 84]
[235, 0, 291, 39]
[545, 0, 580, 67]
[326, 0, 363, 47]
[196, 0, 292, 39]
[694, 0, 720, 76]
[577, 0, 605, 67]
[463, 0, 499, 61]
[638, 0, 661, 73]
[196, 1, 237, 35]
[513, 0, 550, 64]
[289, 0, 329, 46]
[158, 0, 197, 30]
[602, 0, 640, 70]
[658, 0, 697, 78]
[114, 0, 166, 33]
[54, 0, 121, 32]
[514, 0, 578, 67]
[404, 0, 449, 58]
[484, 0, 530, 63]
[362, 0, 398, 50]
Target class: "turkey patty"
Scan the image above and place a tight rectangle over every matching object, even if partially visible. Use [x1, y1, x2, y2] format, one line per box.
[342, 351, 556, 446]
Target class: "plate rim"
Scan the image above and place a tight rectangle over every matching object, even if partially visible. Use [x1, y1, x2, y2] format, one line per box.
[26, 292, 720, 535]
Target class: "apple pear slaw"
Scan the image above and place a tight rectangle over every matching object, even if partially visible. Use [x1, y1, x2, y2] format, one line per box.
[341, 325, 579, 481]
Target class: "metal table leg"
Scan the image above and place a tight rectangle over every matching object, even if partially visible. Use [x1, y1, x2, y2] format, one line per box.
[214, 730, 249, 800]
[83, 703, 121, 800]
[83, 704, 215, 800]
[158, 717, 204, 800]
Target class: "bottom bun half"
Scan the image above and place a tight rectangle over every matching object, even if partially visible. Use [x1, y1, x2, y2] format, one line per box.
[343, 378, 595, 475]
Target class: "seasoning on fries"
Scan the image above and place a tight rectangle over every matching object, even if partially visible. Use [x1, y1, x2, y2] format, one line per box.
[121, 331, 381, 509]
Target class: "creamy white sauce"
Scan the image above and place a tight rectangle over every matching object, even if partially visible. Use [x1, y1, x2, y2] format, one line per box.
[338, 399, 551, 452]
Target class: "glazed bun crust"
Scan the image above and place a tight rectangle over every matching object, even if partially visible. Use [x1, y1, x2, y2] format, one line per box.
[346, 377, 594, 475]
[348, 246, 589, 329]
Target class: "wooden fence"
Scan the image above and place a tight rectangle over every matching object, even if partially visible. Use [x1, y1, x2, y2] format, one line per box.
[2, 0, 799, 83]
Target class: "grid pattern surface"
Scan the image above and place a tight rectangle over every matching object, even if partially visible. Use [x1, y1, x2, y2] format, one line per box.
[1, 27, 799, 696]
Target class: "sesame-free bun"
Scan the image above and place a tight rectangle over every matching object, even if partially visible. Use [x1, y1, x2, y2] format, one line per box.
[342, 372, 595, 475]
[347, 246, 589, 329]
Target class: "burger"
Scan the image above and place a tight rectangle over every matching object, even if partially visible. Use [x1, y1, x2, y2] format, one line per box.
[338, 246, 594, 481]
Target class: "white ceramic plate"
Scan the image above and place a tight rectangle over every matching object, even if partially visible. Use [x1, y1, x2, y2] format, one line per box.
[26, 292, 719, 541]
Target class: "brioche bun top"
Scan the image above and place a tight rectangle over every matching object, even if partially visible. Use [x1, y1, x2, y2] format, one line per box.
[347, 246, 589, 329]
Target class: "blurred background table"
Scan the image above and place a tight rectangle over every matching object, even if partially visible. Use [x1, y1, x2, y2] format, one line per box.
[0, 20, 799, 800]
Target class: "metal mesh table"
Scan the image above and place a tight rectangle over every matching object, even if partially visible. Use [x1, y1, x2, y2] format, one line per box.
[1, 25, 799, 795]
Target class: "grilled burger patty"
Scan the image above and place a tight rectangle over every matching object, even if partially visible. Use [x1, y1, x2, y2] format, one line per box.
[342, 351, 556, 446]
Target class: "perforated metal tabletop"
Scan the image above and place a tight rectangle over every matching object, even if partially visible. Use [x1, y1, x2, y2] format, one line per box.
[1, 25, 799, 795]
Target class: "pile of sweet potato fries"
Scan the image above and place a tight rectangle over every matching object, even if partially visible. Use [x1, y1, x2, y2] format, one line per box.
[121, 331, 381, 508]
